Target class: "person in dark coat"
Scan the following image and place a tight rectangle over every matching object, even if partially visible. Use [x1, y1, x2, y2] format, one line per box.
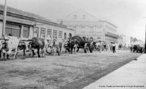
[112, 42, 116, 53]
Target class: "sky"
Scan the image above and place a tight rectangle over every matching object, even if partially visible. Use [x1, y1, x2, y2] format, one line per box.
[0, 0, 146, 41]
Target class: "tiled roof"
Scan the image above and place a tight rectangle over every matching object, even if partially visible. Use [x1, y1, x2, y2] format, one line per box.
[0, 4, 50, 22]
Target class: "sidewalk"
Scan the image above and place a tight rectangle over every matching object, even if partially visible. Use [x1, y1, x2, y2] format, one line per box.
[83, 54, 146, 89]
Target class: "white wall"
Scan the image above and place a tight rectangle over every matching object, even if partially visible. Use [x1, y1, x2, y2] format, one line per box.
[29, 26, 34, 39]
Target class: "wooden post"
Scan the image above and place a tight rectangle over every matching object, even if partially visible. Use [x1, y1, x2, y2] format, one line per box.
[144, 25, 146, 53]
[2, 0, 7, 38]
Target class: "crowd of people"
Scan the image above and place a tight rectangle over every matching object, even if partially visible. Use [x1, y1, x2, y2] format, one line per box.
[0, 34, 127, 60]
[94, 41, 117, 53]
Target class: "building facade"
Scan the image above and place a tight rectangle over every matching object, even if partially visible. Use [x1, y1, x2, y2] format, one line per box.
[100, 20, 119, 44]
[59, 11, 119, 43]
[0, 5, 75, 42]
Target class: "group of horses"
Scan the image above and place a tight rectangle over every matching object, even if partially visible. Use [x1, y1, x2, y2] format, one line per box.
[0, 35, 102, 60]
[64, 36, 95, 54]
[130, 44, 145, 53]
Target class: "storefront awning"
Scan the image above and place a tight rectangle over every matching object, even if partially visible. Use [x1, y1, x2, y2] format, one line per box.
[105, 32, 119, 39]
[0, 15, 34, 25]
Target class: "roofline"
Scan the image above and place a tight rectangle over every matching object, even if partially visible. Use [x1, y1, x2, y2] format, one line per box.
[0, 4, 73, 31]
[63, 10, 99, 21]
[98, 20, 117, 28]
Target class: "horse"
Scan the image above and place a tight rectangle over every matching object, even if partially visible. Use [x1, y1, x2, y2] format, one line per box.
[71, 36, 94, 53]
[64, 39, 76, 54]
[28, 37, 45, 57]
[132, 44, 144, 53]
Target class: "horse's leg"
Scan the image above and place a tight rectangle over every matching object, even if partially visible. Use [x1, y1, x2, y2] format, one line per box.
[23, 46, 26, 56]
[66, 47, 69, 53]
[84, 48, 87, 53]
[55, 47, 57, 56]
[77, 47, 79, 52]
[6, 53, 9, 59]
[37, 48, 40, 57]
[6, 49, 12, 59]
[57, 47, 60, 56]
[42, 47, 46, 57]
[13, 48, 18, 59]
[57, 46, 60, 56]
[0, 50, 4, 60]
[32, 49, 35, 57]
[59, 43, 62, 54]
[59, 46, 62, 54]
[73, 47, 75, 53]
[3, 51, 5, 59]
[52, 47, 54, 56]
[70, 47, 73, 54]
[90, 46, 93, 53]
[65, 48, 67, 53]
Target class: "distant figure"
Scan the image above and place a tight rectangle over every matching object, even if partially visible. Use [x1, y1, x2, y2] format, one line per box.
[112, 42, 116, 53]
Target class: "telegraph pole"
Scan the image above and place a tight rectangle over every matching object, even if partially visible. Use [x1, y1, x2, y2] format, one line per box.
[145, 24, 146, 53]
[2, 0, 7, 38]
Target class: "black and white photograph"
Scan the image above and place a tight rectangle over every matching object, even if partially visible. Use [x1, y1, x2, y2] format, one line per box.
[0, 0, 146, 89]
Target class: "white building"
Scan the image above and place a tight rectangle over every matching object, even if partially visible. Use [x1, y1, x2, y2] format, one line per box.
[59, 10, 118, 43]
[118, 34, 131, 47]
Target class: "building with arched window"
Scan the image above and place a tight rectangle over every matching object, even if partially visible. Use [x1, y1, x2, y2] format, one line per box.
[59, 10, 119, 43]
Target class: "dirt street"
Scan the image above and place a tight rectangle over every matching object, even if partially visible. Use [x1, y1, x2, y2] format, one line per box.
[0, 50, 141, 89]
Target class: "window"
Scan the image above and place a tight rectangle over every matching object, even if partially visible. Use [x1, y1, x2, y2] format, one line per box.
[53, 30, 57, 39]
[23, 26, 29, 38]
[33, 27, 39, 37]
[47, 29, 52, 38]
[6, 24, 21, 37]
[40, 28, 46, 38]
[59, 31, 62, 38]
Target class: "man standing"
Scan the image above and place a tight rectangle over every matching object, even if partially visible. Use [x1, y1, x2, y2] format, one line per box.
[112, 42, 116, 53]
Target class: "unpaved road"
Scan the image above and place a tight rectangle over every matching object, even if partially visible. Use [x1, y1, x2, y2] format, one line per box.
[0, 50, 141, 89]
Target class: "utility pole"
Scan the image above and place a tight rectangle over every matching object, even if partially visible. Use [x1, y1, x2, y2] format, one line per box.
[145, 24, 146, 53]
[2, 0, 7, 38]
